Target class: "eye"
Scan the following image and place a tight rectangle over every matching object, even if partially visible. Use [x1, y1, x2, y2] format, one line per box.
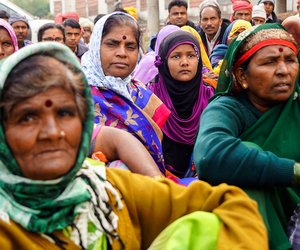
[170, 54, 180, 59]
[57, 107, 77, 117]
[19, 112, 38, 124]
[127, 44, 137, 50]
[3, 41, 13, 47]
[188, 54, 197, 59]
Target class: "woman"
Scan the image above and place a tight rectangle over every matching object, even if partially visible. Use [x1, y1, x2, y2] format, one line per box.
[0, 19, 18, 60]
[132, 25, 180, 85]
[150, 30, 214, 178]
[194, 23, 299, 249]
[209, 19, 251, 75]
[0, 42, 268, 249]
[37, 22, 65, 44]
[81, 12, 170, 174]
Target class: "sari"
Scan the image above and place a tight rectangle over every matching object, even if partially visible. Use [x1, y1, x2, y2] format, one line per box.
[81, 12, 170, 174]
[212, 23, 300, 249]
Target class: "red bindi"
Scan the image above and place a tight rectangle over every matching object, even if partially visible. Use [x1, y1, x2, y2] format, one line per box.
[45, 99, 53, 107]
[278, 47, 283, 52]
[122, 35, 127, 40]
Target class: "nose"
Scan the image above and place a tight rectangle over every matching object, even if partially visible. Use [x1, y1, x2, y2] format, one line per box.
[180, 56, 189, 66]
[39, 116, 62, 141]
[276, 61, 289, 75]
[116, 45, 127, 58]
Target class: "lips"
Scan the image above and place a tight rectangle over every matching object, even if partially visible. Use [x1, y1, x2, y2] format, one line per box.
[273, 83, 291, 91]
[111, 62, 128, 68]
[179, 70, 191, 74]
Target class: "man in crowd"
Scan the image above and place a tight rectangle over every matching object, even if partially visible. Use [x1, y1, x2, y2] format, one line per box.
[62, 18, 88, 61]
[167, 0, 196, 28]
[252, 4, 266, 25]
[258, 0, 281, 23]
[198, 0, 228, 56]
[8, 14, 32, 49]
[231, 0, 252, 22]
[0, 10, 10, 22]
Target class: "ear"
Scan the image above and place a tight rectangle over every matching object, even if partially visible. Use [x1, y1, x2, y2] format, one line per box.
[234, 67, 248, 89]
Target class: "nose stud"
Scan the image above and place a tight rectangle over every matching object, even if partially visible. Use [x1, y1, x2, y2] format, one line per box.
[60, 131, 66, 138]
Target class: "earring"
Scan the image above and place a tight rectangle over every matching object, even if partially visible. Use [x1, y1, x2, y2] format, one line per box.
[60, 131, 66, 138]
[242, 84, 248, 89]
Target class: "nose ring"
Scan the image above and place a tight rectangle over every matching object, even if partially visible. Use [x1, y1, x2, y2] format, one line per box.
[60, 131, 66, 138]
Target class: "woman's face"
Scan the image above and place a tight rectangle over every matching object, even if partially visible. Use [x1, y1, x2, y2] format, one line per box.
[236, 45, 298, 112]
[41, 28, 65, 44]
[100, 25, 138, 79]
[167, 44, 198, 82]
[0, 28, 14, 60]
[4, 87, 82, 180]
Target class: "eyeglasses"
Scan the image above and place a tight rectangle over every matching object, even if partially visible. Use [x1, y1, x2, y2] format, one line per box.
[42, 37, 64, 42]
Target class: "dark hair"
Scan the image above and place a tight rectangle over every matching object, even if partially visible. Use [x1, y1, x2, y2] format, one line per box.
[94, 14, 105, 24]
[168, 0, 188, 12]
[62, 18, 81, 29]
[37, 23, 66, 42]
[102, 14, 141, 47]
[0, 10, 10, 20]
[1, 55, 86, 121]
[200, 5, 222, 19]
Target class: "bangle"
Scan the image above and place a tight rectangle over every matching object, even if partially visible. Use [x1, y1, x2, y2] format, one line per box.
[294, 162, 300, 184]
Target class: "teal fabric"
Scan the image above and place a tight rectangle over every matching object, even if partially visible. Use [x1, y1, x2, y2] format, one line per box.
[148, 211, 221, 250]
[0, 42, 95, 233]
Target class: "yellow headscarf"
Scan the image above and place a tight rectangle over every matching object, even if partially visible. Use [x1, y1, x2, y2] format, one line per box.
[181, 26, 212, 71]
[124, 7, 138, 20]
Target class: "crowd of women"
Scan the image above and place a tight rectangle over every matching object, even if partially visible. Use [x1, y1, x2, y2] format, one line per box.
[0, 4, 300, 249]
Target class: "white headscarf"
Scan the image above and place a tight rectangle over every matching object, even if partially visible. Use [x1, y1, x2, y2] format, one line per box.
[81, 12, 140, 101]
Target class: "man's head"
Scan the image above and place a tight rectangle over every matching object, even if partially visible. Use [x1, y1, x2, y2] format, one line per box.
[282, 16, 300, 47]
[297, 0, 300, 17]
[199, 1, 222, 40]
[168, 0, 188, 27]
[258, 0, 274, 16]
[62, 18, 82, 52]
[232, 1, 253, 22]
[8, 15, 30, 47]
[252, 4, 266, 25]
[0, 10, 10, 22]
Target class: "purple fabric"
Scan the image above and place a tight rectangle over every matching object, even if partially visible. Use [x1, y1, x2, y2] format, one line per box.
[0, 19, 18, 52]
[150, 78, 213, 144]
[132, 25, 180, 85]
[150, 30, 214, 145]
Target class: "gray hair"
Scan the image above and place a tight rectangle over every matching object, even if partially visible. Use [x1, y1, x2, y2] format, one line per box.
[1, 54, 86, 121]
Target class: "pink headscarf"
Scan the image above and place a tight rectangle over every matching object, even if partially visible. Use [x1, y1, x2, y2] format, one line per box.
[0, 19, 18, 52]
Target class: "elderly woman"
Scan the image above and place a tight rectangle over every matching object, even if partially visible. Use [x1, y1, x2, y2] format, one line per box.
[81, 12, 171, 175]
[194, 23, 300, 249]
[0, 19, 18, 60]
[0, 42, 268, 249]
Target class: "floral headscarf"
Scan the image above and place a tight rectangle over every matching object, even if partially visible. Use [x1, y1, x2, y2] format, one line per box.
[81, 12, 141, 101]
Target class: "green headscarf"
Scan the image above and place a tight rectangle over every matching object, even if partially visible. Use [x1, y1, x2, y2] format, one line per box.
[0, 42, 115, 237]
[213, 23, 300, 249]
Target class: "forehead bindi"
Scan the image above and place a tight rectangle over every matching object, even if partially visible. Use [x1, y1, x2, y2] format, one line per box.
[103, 26, 137, 43]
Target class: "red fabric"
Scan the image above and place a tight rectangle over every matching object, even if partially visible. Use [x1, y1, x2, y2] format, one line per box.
[232, 1, 252, 12]
[55, 12, 80, 24]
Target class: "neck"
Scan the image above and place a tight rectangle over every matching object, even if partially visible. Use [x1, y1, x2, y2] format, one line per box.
[18, 41, 24, 49]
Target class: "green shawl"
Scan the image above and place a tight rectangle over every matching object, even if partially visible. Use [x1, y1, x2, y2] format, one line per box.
[215, 23, 300, 250]
[0, 43, 95, 233]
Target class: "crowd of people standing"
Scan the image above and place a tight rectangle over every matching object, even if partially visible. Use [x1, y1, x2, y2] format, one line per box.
[0, 0, 300, 249]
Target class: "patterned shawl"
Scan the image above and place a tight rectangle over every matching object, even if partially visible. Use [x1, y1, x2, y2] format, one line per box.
[81, 12, 170, 174]
[0, 43, 123, 248]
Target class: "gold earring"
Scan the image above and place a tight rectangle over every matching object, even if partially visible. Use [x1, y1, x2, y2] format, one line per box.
[242, 84, 248, 89]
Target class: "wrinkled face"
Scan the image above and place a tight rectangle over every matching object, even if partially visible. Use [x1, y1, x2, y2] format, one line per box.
[11, 21, 29, 44]
[234, 10, 252, 22]
[200, 7, 222, 39]
[167, 44, 198, 82]
[4, 87, 82, 180]
[0, 28, 14, 59]
[263, 2, 274, 15]
[65, 26, 81, 51]
[42, 28, 64, 44]
[100, 25, 138, 79]
[236, 45, 298, 112]
[169, 6, 188, 27]
[82, 26, 92, 44]
[252, 17, 266, 26]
